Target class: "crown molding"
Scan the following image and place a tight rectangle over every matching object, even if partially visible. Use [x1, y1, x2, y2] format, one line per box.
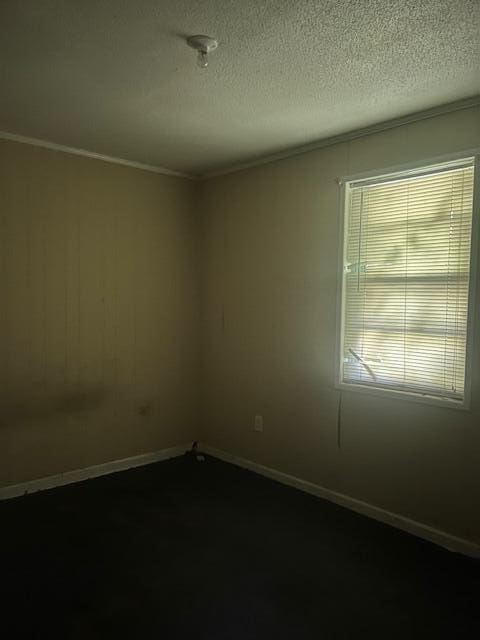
[0, 130, 198, 180]
[2, 96, 479, 182]
[202, 95, 480, 180]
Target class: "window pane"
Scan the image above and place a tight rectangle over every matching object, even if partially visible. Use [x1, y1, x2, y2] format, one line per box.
[341, 159, 475, 402]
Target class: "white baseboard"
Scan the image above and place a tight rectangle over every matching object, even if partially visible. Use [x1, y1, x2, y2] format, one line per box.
[201, 443, 480, 559]
[0, 443, 190, 501]
[3, 440, 478, 558]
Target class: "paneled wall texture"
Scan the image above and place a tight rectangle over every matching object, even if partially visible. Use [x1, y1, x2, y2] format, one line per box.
[0, 140, 199, 485]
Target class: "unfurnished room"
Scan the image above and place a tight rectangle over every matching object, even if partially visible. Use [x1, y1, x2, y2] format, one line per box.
[0, 1, 479, 638]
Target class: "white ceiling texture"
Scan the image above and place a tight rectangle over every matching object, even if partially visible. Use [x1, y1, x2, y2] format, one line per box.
[0, 0, 479, 178]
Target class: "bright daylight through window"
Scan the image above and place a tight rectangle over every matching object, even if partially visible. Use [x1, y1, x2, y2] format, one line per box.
[339, 156, 477, 405]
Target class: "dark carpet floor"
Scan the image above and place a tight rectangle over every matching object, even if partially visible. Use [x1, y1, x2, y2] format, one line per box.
[1, 453, 479, 639]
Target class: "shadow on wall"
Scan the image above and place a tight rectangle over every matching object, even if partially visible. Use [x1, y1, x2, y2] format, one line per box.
[0, 381, 108, 429]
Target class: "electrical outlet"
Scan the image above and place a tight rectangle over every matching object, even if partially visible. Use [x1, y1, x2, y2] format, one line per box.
[254, 414, 264, 432]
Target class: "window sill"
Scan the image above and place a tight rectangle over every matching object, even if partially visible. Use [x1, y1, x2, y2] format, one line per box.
[336, 381, 470, 410]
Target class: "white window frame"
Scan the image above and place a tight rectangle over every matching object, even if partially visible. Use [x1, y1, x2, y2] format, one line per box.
[335, 150, 480, 410]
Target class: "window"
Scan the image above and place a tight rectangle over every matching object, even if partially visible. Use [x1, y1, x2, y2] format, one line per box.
[337, 156, 477, 407]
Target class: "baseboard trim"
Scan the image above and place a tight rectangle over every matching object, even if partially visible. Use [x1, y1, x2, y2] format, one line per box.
[0, 443, 190, 501]
[201, 443, 480, 559]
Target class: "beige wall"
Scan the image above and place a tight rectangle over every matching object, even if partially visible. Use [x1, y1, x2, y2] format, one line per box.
[2, 106, 479, 545]
[200, 106, 480, 544]
[0, 139, 199, 486]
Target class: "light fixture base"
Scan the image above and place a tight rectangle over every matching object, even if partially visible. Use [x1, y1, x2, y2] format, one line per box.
[186, 35, 218, 54]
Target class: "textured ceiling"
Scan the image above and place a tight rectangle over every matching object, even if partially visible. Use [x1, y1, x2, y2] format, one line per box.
[0, 0, 479, 177]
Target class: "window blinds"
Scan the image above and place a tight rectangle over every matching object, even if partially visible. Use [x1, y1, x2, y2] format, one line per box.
[341, 158, 475, 402]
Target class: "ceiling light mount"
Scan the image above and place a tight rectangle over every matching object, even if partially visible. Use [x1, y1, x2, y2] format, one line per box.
[187, 35, 218, 68]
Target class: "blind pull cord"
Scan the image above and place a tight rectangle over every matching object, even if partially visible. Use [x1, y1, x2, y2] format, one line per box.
[337, 390, 343, 450]
[349, 348, 377, 381]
